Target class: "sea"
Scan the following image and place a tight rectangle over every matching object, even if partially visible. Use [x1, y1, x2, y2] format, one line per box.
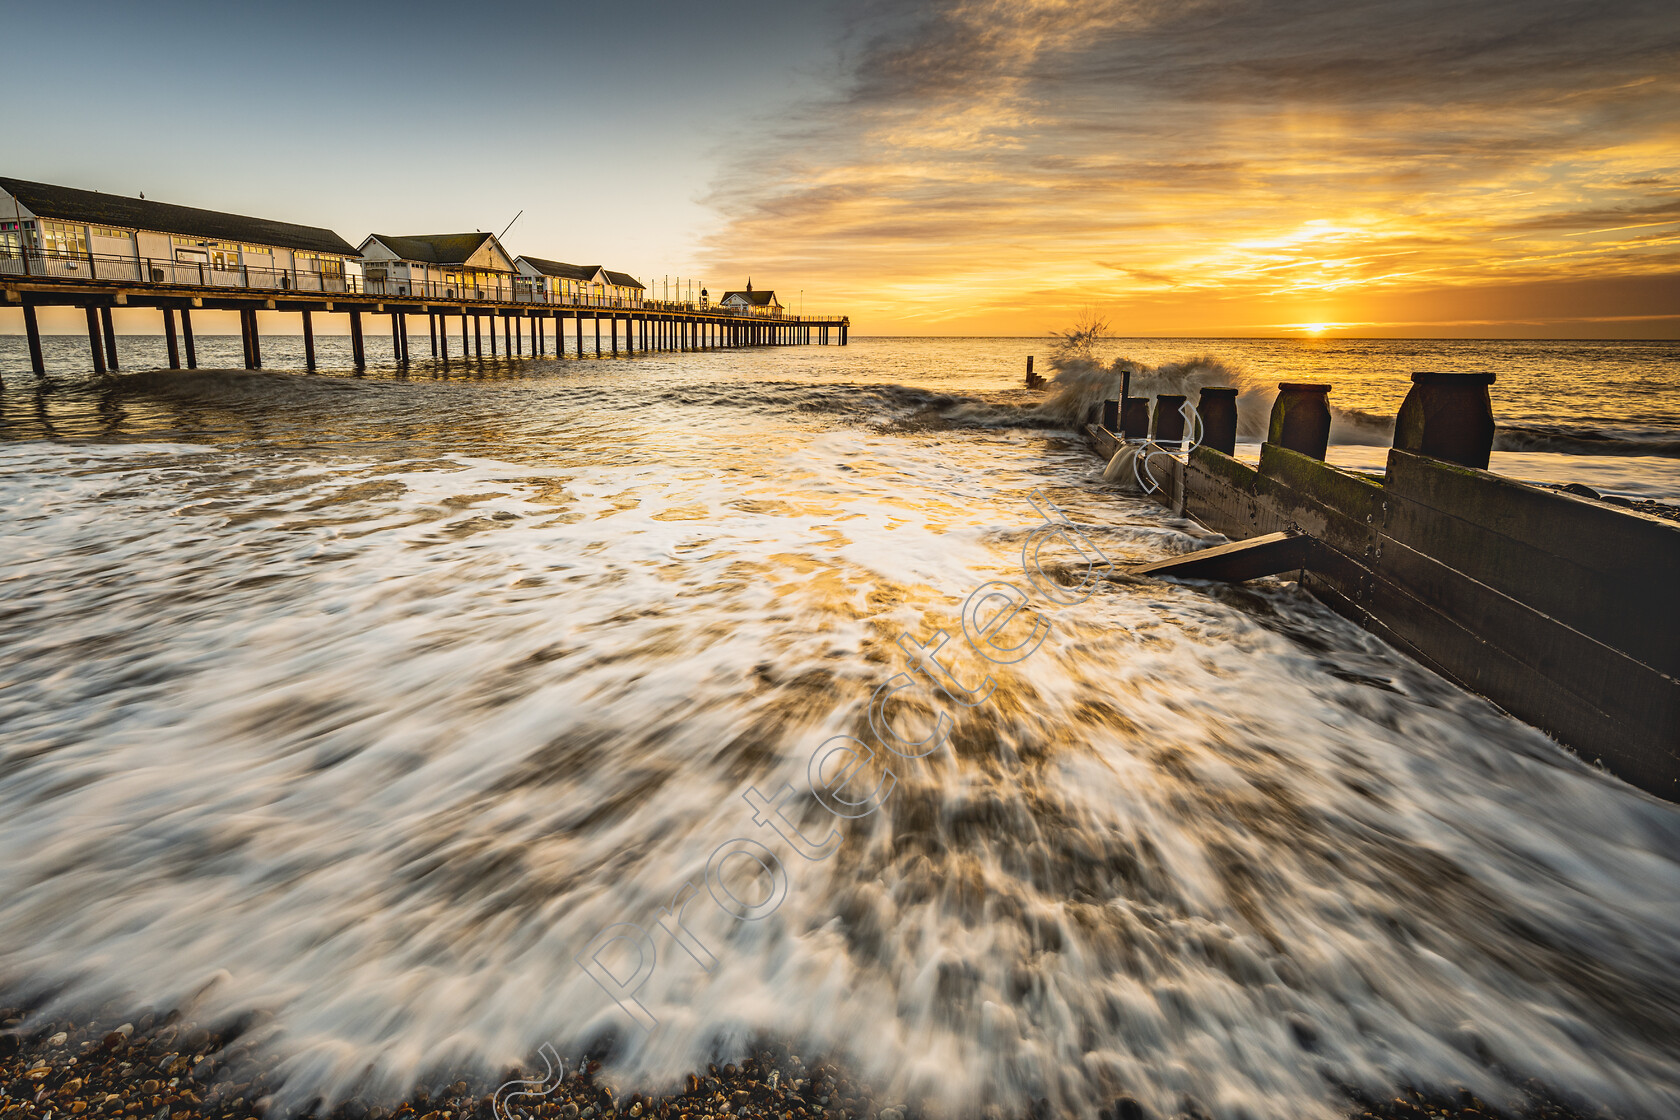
[1, 334, 1677, 1120]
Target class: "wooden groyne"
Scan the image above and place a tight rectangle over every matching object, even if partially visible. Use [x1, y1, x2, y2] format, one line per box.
[1090, 376, 1680, 801]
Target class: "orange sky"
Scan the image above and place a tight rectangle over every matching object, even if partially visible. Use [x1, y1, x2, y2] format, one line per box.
[697, 0, 1680, 337]
[8, 1, 1679, 339]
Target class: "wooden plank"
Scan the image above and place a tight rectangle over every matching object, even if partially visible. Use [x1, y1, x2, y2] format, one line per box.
[1376, 536, 1677, 743]
[1383, 492, 1677, 677]
[1131, 531, 1311, 580]
[1358, 565, 1678, 799]
[1385, 449, 1680, 587]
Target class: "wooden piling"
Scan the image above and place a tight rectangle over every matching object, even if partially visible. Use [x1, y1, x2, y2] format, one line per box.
[181, 308, 197, 368]
[349, 310, 365, 369]
[594, 315, 601, 357]
[1197, 387, 1239, 455]
[302, 309, 317, 371]
[163, 308, 180, 369]
[85, 307, 107, 374]
[100, 306, 120, 370]
[1267, 383, 1332, 460]
[23, 304, 45, 375]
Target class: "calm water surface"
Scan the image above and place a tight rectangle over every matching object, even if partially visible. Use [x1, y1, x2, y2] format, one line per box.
[1, 335, 1677, 1120]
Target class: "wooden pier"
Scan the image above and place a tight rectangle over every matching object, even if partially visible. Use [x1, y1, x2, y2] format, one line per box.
[2, 275, 849, 376]
[1090, 378, 1679, 801]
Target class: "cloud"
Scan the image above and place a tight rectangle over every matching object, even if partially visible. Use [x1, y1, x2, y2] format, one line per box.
[699, 0, 1680, 334]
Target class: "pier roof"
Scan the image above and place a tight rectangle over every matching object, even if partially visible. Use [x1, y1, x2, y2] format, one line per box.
[362, 233, 501, 266]
[721, 289, 778, 306]
[602, 270, 645, 290]
[518, 256, 605, 282]
[0, 177, 357, 256]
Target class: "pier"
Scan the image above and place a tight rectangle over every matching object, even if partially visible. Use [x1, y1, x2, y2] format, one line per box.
[1, 263, 849, 376]
[1090, 378, 1679, 801]
[0, 176, 848, 377]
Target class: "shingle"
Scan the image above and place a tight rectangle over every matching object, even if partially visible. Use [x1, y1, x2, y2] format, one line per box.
[1, 177, 358, 256]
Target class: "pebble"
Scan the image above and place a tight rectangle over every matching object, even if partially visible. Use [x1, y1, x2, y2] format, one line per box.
[0, 1006, 1622, 1120]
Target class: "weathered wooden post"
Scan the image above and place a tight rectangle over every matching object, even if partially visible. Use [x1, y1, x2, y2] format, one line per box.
[85, 307, 107, 374]
[1120, 397, 1150, 438]
[1394, 371, 1497, 469]
[1101, 398, 1120, 430]
[100, 307, 120, 370]
[350, 310, 365, 369]
[1153, 394, 1188, 442]
[1197, 387, 1239, 455]
[238, 309, 254, 368]
[302, 309, 317, 371]
[181, 309, 197, 368]
[429, 313, 438, 358]
[1267, 383, 1332, 460]
[22, 304, 45, 375]
[163, 308, 180, 369]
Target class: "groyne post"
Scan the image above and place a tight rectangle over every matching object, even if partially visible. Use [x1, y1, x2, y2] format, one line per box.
[1395, 371, 1497, 469]
[1101, 398, 1120, 430]
[1198, 387, 1239, 455]
[1120, 397, 1150, 438]
[1268, 383, 1332, 459]
[1153, 394, 1188, 443]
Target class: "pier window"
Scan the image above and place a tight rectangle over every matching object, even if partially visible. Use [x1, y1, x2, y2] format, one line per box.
[0, 220, 32, 254]
[39, 220, 87, 258]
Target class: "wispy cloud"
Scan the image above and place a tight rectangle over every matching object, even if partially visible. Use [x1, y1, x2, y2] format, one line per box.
[700, 0, 1680, 334]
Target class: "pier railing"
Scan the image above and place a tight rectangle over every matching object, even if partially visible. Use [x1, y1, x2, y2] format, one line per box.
[0, 249, 839, 321]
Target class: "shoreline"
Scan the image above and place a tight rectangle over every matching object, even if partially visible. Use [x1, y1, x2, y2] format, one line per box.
[0, 1001, 1621, 1120]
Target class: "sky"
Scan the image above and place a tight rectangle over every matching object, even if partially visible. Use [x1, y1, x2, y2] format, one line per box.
[7, 0, 1679, 336]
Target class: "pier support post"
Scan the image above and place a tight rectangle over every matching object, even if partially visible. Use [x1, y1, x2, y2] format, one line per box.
[23, 304, 46, 375]
[1394, 371, 1497, 470]
[475, 314, 483, 359]
[429, 313, 438, 357]
[163, 308, 181, 369]
[302, 310, 317, 371]
[85, 307, 107, 374]
[461, 311, 468, 357]
[349, 310, 365, 369]
[440, 315, 449, 361]
[251, 310, 263, 368]
[181, 309, 197, 368]
[100, 306, 120, 370]
[238, 309, 254, 368]
[1266, 383, 1332, 460]
[1197, 387, 1239, 455]
[505, 312, 513, 356]
[594, 315, 601, 357]
[489, 312, 497, 357]
[575, 313, 582, 357]
[612, 315, 620, 356]
[392, 312, 404, 364]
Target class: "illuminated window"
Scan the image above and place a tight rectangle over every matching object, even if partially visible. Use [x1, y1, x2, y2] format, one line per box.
[91, 226, 132, 239]
[39, 220, 88, 258]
